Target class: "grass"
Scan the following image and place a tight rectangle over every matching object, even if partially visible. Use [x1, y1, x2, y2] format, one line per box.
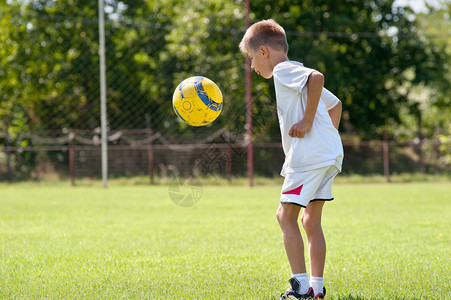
[0, 182, 449, 299]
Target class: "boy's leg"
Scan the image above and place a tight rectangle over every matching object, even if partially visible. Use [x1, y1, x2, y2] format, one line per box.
[276, 203, 306, 274]
[301, 200, 326, 277]
[277, 203, 314, 298]
[302, 200, 326, 297]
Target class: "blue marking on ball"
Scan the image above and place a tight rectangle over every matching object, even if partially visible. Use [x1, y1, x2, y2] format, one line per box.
[194, 80, 222, 112]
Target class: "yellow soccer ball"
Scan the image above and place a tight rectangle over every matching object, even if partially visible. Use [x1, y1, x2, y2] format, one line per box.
[172, 76, 223, 126]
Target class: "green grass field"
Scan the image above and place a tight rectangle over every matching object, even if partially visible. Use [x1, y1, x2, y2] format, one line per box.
[0, 182, 449, 299]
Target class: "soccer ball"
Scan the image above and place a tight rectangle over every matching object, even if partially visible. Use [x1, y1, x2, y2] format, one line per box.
[172, 76, 223, 126]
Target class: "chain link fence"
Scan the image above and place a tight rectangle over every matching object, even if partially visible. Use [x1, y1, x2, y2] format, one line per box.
[0, 1, 449, 183]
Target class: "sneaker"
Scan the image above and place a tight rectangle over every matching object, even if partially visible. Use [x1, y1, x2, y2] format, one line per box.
[280, 277, 314, 299]
[314, 286, 326, 299]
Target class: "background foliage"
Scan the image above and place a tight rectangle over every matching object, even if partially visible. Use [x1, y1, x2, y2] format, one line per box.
[0, 0, 450, 179]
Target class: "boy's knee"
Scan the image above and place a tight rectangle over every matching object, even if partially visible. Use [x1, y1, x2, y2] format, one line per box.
[275, 206, 283, 223]
[275, 208, 285, 226]
[301, 214, 321, 234]
[300, 214, 309, 229]
[276, 204, 299, 228]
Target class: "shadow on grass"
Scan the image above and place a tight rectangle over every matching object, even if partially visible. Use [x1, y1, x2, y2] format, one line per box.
[328, 295, 423, 300]
[333, 295, 368, 300]
[267, 294, 423, 300]
[267, 294, 369, 300]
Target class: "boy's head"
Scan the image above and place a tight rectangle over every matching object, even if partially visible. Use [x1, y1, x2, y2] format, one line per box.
[239, 19, 288, 78]
[239, 19, 288, 54]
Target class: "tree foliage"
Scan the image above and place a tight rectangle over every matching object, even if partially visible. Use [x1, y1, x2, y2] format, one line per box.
[0, 0, 449, 144]
[248, 0, 449, 138]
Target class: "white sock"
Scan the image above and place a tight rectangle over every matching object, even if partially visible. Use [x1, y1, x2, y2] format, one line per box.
[310, 276, 324, 296]
[292, 273, 310, 294]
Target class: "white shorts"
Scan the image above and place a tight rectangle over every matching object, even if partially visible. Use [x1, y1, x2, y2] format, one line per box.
[280, 165, 340, 208]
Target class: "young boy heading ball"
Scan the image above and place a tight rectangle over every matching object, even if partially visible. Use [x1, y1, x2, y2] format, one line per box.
[239, 19, 344, 299]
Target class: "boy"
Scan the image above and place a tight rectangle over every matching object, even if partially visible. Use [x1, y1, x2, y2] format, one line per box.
[239, 19, 344, 299]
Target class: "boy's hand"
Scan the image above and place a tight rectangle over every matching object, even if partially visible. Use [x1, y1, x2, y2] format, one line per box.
[289, 119, 313, 138]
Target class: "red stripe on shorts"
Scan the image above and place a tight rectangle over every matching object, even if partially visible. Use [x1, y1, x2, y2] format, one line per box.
[282, 184, 303, 195]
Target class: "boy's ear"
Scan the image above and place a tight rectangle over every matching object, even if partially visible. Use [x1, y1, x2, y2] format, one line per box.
[260, 45, 269, 58]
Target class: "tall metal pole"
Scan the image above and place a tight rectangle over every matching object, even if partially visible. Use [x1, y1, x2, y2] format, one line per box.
[245, 0, 254, 187]
[98, 0, 108, 188]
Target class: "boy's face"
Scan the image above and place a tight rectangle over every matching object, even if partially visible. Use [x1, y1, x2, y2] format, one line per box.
[248, 46, 273, 79]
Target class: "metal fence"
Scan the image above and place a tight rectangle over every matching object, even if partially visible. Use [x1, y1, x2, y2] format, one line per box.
[1, 1, 449, 184]
[0, 130, 448, 183]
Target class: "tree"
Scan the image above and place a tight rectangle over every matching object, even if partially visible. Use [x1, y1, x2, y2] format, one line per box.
[248, 0, 450, 139]
[1, 0, 449, 141]
[1, 0, 102, 133]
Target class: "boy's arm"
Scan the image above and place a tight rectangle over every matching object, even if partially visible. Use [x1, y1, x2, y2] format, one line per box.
[288, 71, 324, 138]
[328, 101, 342, 129]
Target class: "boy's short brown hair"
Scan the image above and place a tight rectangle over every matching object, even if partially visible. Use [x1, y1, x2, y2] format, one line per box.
[239, 19, 288, 54]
